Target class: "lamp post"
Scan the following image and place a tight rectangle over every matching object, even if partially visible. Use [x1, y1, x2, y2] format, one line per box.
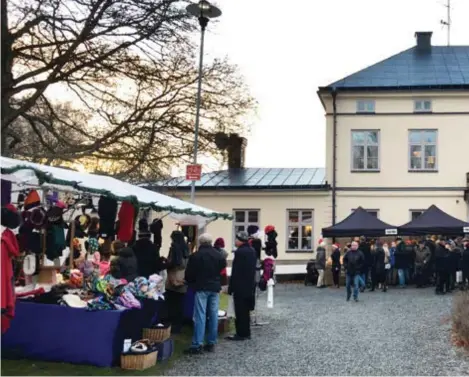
[186, 0, 221, 203]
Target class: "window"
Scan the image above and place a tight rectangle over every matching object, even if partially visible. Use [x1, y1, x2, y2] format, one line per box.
[414, 100, 432, 113]
[409, 130, 437, 171]
[286, 209, 313, 251]
[410, 210, 425, 221]
[352, 209, 379, 218]
[356, 100, 375, 113]
[233, 209, 259, 241]
[351, 130, 380, 171]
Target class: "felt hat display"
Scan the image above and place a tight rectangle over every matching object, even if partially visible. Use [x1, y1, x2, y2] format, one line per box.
[24, 190, 41, 210]
[1, 204, 21, 229]
[150, 218, 163, 247]
[98, 196, 118, 238]
[29, 207, 47, 228]
[87, 217, 100, 238]
[23, 254, 37, 276]
[47, 205, 64, 224]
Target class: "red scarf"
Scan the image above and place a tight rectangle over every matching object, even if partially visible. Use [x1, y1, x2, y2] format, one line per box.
[1, 229, 20, 334]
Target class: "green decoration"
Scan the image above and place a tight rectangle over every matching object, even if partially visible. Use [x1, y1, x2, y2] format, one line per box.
[1, 165, 232, 220]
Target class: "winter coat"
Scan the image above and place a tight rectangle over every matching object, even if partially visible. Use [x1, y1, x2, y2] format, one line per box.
[389, 247, 396, 267]
[448, 248, 462, 273]
[185, 244, 226, 292]
[331, 249, 341, 270]
[215, 246, 229, 260]
[110, 247, 138, 282]
[394, 242, 408, 269]
[415, 246, 431, 267]
[229, 242, 257, 298]
[133, 237, 159, 278]
[264, 230, 278, 259]
[360, 242, 372, 268]
[434, 244, 449, 272]
[343, 249, 365, 276]
[374, 247, 386, 275]
[462, 247, 469, 272]
[316, 247, 326, 270]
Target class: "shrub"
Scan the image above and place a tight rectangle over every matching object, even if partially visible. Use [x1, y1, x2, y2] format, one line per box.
[452, 291, 469, 348]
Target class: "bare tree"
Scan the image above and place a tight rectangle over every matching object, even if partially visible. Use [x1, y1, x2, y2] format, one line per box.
[1, 0, 255, 181]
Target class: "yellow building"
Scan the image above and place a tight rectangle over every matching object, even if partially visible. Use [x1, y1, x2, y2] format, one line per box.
[148, 31, 469, 271]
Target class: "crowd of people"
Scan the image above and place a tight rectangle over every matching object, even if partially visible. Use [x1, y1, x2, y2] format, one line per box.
[314, 236, 469, 301]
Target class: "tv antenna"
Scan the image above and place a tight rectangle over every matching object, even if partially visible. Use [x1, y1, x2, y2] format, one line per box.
[440, 0, 451, 46]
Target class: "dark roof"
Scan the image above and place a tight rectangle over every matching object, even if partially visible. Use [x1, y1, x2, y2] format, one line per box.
[320, 46, 469, 91]
[398, 205, 469, 236]
[145, 168, 328, 191]
[322, 207, 397, 237]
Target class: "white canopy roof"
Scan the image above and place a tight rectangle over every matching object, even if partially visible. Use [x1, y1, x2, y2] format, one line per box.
[0, 156, 231, 221]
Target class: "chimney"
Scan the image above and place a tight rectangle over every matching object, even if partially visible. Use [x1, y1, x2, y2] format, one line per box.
[227, 134, 247, 169]
[415, 31, 432, 52]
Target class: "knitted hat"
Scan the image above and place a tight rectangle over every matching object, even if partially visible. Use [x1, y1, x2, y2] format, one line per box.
[24, 190, 41, 210]
[236, 231, 249, 242]
[30, 207, 47, 228]
[264, 225, 275, 234]
[214, 237, 225, 248]
[332, 243, 340, 249]
[1, 204, 21, 229]
[247, 225, 259, 236]
[47, 205, 64, 224]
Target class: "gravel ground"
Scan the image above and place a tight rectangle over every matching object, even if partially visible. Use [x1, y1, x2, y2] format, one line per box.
[165, 285, 469, 376]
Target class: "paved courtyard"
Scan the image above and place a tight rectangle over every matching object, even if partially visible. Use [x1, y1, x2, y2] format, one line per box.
[166, 285, 469, 376]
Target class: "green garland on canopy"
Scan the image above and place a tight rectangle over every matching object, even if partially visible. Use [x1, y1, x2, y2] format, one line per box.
[1, 165, 232, 220]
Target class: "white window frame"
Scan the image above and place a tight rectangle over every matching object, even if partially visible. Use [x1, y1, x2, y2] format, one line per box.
[351, 130, 380, 172]
[352, 208, 380, 218]
[233, 209, 260, 245]
[409, 209, 425, 221]
[286, 209, 314, 252]
[356, 99, 376, 113]
[414, 99, 432, 113]
[408, 129, 438, 171]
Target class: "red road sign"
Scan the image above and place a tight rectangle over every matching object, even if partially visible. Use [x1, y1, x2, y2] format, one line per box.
[186, 164, 202, 181]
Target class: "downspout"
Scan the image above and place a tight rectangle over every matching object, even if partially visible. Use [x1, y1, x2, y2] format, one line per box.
[332, 90, 338, 227]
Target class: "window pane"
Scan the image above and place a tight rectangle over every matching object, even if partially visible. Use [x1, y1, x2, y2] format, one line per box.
[410, 145, 422, 169]
[424, 101, 432, 110]
[248, 210, 258, 223]
[288, 211, 299, 223]
[368, 211, 378, 217]
[411, 211, 423, 220]
[367, 158, 379, 170]
[235, 211, 245, 222]
[357, 101, 365, 112]
[367, 145, 379, 158]
[235, 225, 245, 233]
[301, 211, 312, 223]
[288, 226, 299, 250]
[423, 131, 436, 143]
[352, 146, 365, 169]
[352, 132, 365, 144]
[366, 131, 378, 144]
[424, 145, 437, 169]
[366, 101, 375, 112]
[414, 101, 422, 110]
[409, 131, 422, 143]
[301, 231, 312, 250]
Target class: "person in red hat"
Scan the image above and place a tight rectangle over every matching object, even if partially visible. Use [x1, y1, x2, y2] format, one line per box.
[331, 243, 342, 288]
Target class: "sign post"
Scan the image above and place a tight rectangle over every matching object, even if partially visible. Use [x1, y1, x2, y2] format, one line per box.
[186, 164, 202, 181]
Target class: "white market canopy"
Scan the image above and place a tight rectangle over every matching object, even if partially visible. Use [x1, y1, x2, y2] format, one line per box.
[0, 156, 232, 221]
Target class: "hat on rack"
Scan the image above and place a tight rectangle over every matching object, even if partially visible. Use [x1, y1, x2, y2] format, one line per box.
[138, 218, 151, 238]
[24, 190, 41, 210]
[47, 205, 64, 225]
[1, 204, 21, 229]
[264, 225, 275, 234]
[29, 207, 47, 229]
[75, 214, 91, 230]
[247, 225, 259, 236]
[98, 196, 118, 238]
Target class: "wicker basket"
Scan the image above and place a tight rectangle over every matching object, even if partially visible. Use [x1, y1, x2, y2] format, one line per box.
[143, 326, 171, 342]
[120, 351, 158, 370]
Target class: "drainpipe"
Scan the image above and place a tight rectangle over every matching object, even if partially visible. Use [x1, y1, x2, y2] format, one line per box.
[332, 90, 338, 227]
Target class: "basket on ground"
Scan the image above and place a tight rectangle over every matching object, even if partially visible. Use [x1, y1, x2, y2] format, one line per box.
[120, 351, 158, 370]
[143, 325, 171, 342]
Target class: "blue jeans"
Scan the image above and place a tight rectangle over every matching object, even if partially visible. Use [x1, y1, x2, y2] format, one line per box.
[398, 268, 407, 287]
[359, 274, 366, 288]
[346, 273, 360, 300]
[191, 291, 219, 348]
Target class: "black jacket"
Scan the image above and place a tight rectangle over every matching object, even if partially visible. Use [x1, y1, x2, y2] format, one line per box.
[133, 237, 159, 278]
[185, 244, 226, 292]
[331, 249, 341, 269]
[111, 247, 138, 282]
[448, 248, 461, 273]
[360, 242, 372, 269]
[229, 242, 257, 298]
[394, 242, 408, 269]
[343, 249, 364, 276]
[434, 244, 449, 272]
[374, 247, 386, 274]
[462, 247, 469, 272]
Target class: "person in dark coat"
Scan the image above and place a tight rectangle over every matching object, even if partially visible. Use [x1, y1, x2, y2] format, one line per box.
[448, 242, 461, 291]
[415, 240, 432, 287]
[316, 241, 326, 288]
[462, 240, 469, 289]
[110, 247, 138, 282]
[359, 236, 372, 287]
[330, 243, 341, 288]
[394, 238, 408, 288]
[371, 241, 386, 292]
[227, 231, 257, 341]
[184, 233, 226, 354]
[435, 239, 450, 294]
[343, 241, 365, 302]
[132, 219, 159, 278]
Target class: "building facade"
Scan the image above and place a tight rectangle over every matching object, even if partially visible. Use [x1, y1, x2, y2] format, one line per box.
[149, 31, 469, 268]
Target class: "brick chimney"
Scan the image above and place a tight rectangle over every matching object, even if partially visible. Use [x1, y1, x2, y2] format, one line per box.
[227, 134, 247, 169]
[415, 31, 432, 52]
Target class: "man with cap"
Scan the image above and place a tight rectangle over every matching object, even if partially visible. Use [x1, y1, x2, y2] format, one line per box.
[415, 240, 431, 288]
[330, 243, 341, 288]
[227, 231, 257, 341]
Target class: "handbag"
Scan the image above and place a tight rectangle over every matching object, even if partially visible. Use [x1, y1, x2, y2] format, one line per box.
[456, 270, 463, 283]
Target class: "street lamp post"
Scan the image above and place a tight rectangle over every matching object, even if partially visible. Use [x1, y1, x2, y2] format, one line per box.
[186, 0, 221, 204]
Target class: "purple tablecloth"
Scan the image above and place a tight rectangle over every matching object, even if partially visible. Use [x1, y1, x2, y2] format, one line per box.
[1, 299, 164, 367]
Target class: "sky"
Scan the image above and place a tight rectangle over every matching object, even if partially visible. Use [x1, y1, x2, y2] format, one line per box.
[192, 0, 469, 172]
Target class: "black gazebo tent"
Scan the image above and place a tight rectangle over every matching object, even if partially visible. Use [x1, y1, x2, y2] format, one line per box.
[398, 205, 469, 236]
[322, 207, 398, 237]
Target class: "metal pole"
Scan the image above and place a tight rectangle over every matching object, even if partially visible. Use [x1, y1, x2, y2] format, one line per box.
[190, 17, 208, 204]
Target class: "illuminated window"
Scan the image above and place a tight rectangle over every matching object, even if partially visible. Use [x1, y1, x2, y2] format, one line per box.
[286, 209, 314, 252]
[409, 130, 437, 171]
